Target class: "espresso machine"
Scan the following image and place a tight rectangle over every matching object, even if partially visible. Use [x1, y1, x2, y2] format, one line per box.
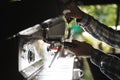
[18, 16, 84, 80]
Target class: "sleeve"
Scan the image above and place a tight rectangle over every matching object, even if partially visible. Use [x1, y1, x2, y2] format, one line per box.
[90, 49, 120, 80]
[76, 13, 120, 48]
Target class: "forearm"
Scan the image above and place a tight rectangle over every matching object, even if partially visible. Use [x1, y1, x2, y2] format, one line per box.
[90, 49, 120, 80]
[76, 13, 120, 48]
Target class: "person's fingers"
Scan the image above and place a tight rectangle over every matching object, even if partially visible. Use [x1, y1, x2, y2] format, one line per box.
[65, 12, 77, 19]
[72, 40, 81, 44]
[63, 9, 75, 18]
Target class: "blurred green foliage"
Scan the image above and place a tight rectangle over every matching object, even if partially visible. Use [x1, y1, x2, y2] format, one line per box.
[79, 4, 117, 26]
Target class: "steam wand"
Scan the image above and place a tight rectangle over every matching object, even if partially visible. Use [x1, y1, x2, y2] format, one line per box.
[48, 45, 62, 68]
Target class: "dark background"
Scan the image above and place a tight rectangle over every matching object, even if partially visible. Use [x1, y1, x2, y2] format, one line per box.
[0, 0, 119, 80]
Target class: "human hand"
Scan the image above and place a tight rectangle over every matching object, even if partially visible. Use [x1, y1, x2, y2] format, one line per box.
[60, 0, 85, 19]
[64, 40, 94, 57]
